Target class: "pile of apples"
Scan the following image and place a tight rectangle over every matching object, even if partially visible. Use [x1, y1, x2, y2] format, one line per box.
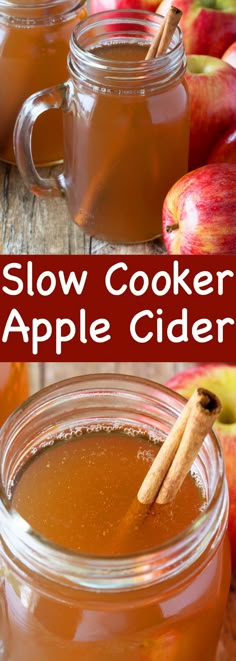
[162, 30, 236, 255]
[90, 0, 236, 254]
[166, 363, 236, 570]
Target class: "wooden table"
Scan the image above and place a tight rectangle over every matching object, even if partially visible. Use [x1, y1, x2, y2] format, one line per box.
[0, 162, 166, 254]
[29, 361, 236, 660]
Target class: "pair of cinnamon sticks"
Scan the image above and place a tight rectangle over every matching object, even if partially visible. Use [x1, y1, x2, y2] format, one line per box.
[110, 387, 221, 555]
[138, 387, 221, 506]
[145, 6, 182, 60]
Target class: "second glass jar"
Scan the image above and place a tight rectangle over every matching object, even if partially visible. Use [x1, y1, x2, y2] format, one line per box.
[0, 363, 28, 426]
[0, 0, 87, 165]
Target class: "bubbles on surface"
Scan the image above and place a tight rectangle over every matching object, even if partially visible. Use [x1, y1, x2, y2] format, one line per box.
[137, 448, 155, 463]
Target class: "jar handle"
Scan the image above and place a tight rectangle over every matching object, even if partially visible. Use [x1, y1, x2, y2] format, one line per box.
[13, 82, 71, 198]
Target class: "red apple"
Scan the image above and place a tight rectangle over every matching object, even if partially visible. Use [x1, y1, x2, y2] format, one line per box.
[158, 0, 236, 58]
[90, 0, 160, 14]
[222, 40, 236, 68]
[208, 124, 236, 164]
[166, 363, 236, 569]
[186, 55, 236, 170]
[162, 164, 236, 255]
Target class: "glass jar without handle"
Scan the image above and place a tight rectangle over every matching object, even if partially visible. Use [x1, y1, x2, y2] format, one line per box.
[0, 363, 28, 427]
[0, 374, 231, 660]
[0, 0, 87, 165]
[13, 10, 190, 243]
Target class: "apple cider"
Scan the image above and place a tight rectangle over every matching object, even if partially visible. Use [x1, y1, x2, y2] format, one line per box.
[0, 362, 28, 426]
[12, 431, 206, 555]
[0, 375, 230, 660]
[14, 11, 190, 242]
[0, 0, 87, 165]
[64, 37, 189, 242]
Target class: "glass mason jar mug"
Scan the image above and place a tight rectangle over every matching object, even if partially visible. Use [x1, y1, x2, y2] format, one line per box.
[14, 11, 190, 243]
[0, 374, 231, 660]
[0, 0, 87, 165]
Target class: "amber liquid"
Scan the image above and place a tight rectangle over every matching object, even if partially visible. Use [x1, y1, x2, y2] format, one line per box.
[0, 5, 87, 165]
[12, 430, 205, 554]
[0, 362, 28, 426]
[5, 428, 230, 661]
[64, 41, 189, 243]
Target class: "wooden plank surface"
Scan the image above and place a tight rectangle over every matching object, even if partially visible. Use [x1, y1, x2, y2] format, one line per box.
[29, 361, 195, 391]
[0, 163, 166, 255]
[29, 361, 236, 661]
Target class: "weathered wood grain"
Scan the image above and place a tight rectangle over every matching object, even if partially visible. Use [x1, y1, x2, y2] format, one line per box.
[0, 162, 166, 255]
[31, 361, 195, 389]
[0, 163, 85, 254]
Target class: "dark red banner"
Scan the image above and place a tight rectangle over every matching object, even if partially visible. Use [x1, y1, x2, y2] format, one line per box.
[0, 255, 235, 361]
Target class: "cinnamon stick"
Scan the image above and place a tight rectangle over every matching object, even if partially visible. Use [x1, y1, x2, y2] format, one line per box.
[108, 496, 150, 554]
[145, 6, 182, 60]
[138, 388, 221, 506]
[108, 387, 221, 555]
[76, 7, 182, 232]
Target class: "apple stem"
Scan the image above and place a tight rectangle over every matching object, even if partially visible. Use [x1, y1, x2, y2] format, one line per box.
[166, 223, 179, 233]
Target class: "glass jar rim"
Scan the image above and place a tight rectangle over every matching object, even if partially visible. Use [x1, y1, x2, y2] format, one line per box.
[0, 0, 86, 22]
[0, 0, 81, 7]
[71, 9, 182, 62]
[0, 373, 228, 592]
[68, 10, 186, 91]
